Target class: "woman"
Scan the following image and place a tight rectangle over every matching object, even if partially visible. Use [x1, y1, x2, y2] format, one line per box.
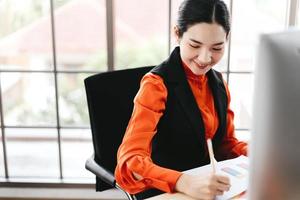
[115, 0, 247, 199]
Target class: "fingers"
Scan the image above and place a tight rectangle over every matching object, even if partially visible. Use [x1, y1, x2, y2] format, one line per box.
[216, 189, 224, 196]
[180, 174, 231, 200]
[210, 174, 230, 186]
[201, 188, 219, 200]
[216, 182, 230, 192]
[216, 174, 231, 185]
[208, 175, 231, 196]
[202, 188, 224, 200]
[210, 184, 229, 194]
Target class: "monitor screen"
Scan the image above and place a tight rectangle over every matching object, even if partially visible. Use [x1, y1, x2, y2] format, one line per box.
[249, 29, 300, 200]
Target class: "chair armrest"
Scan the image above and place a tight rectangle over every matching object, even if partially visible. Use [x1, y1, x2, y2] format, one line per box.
[85, 155, 136, 200]
[85, 154, 115, 187]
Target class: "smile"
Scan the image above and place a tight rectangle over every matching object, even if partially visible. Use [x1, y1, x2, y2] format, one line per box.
[193, 60, 211, 69]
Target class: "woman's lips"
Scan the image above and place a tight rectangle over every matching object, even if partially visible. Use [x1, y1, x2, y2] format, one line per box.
[193, 60, 211, 69]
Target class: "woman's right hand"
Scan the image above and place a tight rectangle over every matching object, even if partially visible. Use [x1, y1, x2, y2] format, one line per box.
[175, 173, 231, 200]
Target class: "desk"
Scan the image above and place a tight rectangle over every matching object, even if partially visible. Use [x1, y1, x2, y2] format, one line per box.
[146, 191, 246, 200]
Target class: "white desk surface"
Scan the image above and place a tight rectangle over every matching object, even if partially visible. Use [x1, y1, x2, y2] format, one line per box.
[146, 191, 246, 200]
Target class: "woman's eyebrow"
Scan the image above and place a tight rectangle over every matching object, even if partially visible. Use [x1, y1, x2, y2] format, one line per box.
[190, 38, 224, 46]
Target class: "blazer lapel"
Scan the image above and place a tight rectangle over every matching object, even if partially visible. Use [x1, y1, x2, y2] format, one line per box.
[207, 70, 228, 146]
[166, 47, 206, 145]
[174, 83, 206, 144]
[154, 47, 228, 149]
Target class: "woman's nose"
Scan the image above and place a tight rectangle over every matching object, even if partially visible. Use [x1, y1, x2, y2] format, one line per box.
[197, 49, 212, 65]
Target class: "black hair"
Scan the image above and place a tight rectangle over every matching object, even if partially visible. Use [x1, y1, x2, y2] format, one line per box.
[177, 0, 230, 37]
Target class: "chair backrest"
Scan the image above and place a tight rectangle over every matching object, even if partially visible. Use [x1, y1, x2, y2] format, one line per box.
[84, 66, 153, 191]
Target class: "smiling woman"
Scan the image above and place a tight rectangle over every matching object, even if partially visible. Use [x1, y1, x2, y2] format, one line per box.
[114, 0, 247, 199]
[174, 23, 227, 75]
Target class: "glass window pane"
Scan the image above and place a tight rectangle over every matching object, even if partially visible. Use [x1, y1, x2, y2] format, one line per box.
[0, 130, 4, 178]
[58, 73, 91, 127]
[115, 0, 169, 69]
[222, 72, 228, 83]
[296, 0, 300, 27]
[230, 0, 288, 72]
[54, 0, 107, 71]
[6, 128, 59, 178]
[1, 73, 56, 126]
[213, 0, 230, 72]
[235, 130, 251, 143]
[0, 0, 53, 70]
[215, 45, 229, 72]
[61, 129, 93, 179]
[170, 0, 184, 50]
[228, 74, 254, 129]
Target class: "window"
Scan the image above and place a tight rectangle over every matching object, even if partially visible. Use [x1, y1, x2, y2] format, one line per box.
[2, 73, 56, 126]
[6, 128, 59, 178]
[115, 0, 169, 69]
[0, 129, 4, 178]
[230, 0, 287, 72]
[298, 0, 300, 26]
[228, 0, 288, 134]
[0, 0, 53, 71]
[0, 0, 295, 185]
[55, 0, 107, 71]
[0, 0, 104, 182]
[229, 74, 254, 130]
[60, 129, 93, 179]
[170, 0, 184, 50]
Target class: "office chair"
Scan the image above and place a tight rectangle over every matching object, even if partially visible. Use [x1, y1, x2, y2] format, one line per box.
[84, 66, 153, 200]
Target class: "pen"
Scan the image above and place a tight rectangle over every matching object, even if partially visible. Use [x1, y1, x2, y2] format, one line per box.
[207, 138, 216, 173]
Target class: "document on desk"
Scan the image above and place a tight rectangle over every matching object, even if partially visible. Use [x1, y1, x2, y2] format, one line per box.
[184, 156, 249, 200]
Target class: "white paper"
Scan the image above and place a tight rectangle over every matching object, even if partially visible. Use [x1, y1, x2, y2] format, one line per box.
[184, 156, 249, 200]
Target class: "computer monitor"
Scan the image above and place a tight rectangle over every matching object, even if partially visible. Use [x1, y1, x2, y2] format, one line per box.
[249, 29, 300, 200]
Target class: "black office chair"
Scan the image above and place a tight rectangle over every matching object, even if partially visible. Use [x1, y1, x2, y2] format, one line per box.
[84, 66, 153, 200]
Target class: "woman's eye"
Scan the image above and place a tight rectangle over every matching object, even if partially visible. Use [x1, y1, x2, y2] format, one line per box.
[212, 48, 223, 51]
[189, 44, 199, 48]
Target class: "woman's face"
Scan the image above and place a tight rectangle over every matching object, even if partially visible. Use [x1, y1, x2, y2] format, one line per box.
[176, 23, 227, 75]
